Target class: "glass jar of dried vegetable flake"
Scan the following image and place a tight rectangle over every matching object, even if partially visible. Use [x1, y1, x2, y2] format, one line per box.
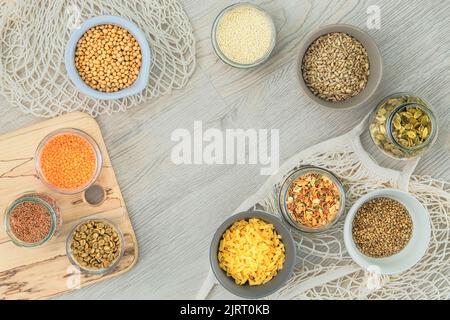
[278, 166, 346, 233]
[369, 93, 438, 160]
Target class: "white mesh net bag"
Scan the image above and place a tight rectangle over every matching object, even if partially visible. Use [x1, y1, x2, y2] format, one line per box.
[0, 0, 196, 118]
[197, 116, 450, 300]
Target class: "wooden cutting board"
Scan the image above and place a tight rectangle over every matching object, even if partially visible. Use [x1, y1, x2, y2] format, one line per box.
[0, 112, 138, 299]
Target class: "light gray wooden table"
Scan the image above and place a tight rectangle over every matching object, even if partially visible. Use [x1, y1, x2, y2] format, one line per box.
[0, 0, 449, 299]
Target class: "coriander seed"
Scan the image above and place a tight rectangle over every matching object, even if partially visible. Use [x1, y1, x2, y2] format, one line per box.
[352, 197, 413, 258]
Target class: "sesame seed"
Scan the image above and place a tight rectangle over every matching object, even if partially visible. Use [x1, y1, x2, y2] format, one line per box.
[216, 5, 274, 65]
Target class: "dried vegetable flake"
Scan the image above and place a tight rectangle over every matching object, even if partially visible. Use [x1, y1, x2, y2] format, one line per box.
[286, 173, 340, 228]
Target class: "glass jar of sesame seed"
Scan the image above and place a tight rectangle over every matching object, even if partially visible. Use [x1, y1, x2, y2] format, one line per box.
[211, 2, 276, 68]
[369, 93, 438, 160]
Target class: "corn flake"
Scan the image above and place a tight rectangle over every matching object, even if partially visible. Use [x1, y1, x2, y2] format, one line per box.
[218, 218, 285, 286]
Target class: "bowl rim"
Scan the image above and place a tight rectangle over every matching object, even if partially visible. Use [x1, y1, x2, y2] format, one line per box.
[278, 166, 346, 233]
[295, 23, 383, 110]
[343, 189, 431, 275]
[211, 2, 277, 69]
[64, 15, 152, 100]
[210, 210, 296, 299]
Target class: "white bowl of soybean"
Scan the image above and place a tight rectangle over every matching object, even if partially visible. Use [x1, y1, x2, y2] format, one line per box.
[344, 189, 431, 275]
[65, 15, 152, 100]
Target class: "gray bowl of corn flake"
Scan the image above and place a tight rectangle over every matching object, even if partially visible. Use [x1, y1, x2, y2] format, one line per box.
[210, 211, 296, 299]
[296, 24, 383, 109]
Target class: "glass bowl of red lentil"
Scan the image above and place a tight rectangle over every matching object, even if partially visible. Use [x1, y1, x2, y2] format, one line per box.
[278, 166, 346, 233]
[66, 218, 124, 275]
[35, 128, 103, 195]
[211, 2, 277, 69]
[4, 193, 61, 248]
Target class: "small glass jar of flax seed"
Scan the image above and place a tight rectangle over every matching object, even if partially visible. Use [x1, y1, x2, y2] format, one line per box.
[369, 93, 438, 160]
[4, 193, 62, 247]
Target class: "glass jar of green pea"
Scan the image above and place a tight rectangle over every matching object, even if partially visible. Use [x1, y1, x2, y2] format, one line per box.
[369, 93, 438, 160]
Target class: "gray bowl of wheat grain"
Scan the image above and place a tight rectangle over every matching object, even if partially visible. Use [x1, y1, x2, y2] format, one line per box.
[296, 24, 383, 110]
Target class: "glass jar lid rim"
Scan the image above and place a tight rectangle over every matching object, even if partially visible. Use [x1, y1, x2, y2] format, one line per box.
[386, 101, 437, 152]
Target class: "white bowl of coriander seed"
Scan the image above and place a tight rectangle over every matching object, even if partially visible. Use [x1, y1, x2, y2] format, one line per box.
[344, 189, 431, 275]
[296, 24, 383, 109]
[65, 15, 152, 100]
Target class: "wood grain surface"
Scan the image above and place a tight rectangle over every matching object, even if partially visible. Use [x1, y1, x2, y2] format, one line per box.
[0, 0, 449, 299]
[0, 112, 138, 299]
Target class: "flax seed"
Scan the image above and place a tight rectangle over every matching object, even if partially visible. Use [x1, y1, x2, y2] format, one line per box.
[9, 201, 51, 243]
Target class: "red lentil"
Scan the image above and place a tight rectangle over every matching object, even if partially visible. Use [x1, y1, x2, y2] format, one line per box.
[9, 201, 51, 243]
[40, 133, 97, 190]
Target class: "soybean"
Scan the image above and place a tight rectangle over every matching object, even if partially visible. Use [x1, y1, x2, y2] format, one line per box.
[75, 24, 142, 93]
